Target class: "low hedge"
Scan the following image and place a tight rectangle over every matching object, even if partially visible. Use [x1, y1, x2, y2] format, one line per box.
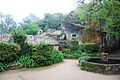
[30, 42, 54, 65]
[51, 51, 64, 64]
[78, 43, 100, 53]
[0, 42, 21, 63]
[0, 41, 64, 72]
[63, 43, 100, 59]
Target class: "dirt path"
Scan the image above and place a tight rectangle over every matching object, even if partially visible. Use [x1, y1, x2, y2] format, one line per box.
[0, 59, 120, 80]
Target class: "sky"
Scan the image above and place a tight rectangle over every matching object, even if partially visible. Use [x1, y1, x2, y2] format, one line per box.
[0, 0, 78, 21]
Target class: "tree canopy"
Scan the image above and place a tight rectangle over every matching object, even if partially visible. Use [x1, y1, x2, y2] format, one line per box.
[0, 12, 17, 33]
[0, 12, 65, 35]
[72, 0, 120, 37]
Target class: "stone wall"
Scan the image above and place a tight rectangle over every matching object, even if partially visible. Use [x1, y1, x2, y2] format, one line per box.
[0, 34, 58, 44]
[61, 21, 84, 40]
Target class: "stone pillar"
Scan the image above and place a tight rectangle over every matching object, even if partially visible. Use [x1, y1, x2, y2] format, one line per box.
[101, 53, 108, 61]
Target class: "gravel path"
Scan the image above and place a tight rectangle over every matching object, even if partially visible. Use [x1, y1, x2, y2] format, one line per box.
[0, 59, 120, 80]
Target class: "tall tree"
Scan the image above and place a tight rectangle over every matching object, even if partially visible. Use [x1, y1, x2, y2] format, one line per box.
[44, 13, 65, 30]
[20, 14, 39, 35]
[73, 0, 120, 37]
[0, 12, 17, 33]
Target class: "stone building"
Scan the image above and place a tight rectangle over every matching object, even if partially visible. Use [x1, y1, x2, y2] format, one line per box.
[61, 20, 120, 52]
[61, 21, 85, 41]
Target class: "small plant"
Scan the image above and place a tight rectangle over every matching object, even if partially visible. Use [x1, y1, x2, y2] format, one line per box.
[0, 63, 6, 72]
[17, 54, 37, 68]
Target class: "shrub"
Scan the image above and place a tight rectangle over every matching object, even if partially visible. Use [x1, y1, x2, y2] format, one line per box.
[79, 43, 100, 53]
[0, 63, 6, 72]
[88, 52, 101, 57]
[43, 51, 64, 66]
[12, 29, 27, 54]
[31, 42, 54, 65]
[0, 42, 21, 63]
[63, 43, 100, 59]
[62, 49, 71, 55]
[63, 44, 86, 59]
[20, 43, 34, 55]
[43, 60, 53, 66]
[62, 49, 75, 59]
[16, 54, 37, 68]
[12, 29, 27, 45]
[51, 51, 64, 64]
[70, 44, 80, 51]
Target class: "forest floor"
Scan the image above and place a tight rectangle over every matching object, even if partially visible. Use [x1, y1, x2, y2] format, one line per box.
[0, 59, 120, 80]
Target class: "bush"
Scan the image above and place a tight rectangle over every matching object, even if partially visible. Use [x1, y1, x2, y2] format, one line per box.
[0, 42, 21, 63]
[79, 43, 100, 53]
[63, 43, 100, 59]
[16, 54, 37, 68]
[20, 43, 34, 55]
[12, 29, 27, 45]
[43, 51, 64, 66]
[12, 29, 27, 54]
[63, 48, 83, 59]
[43, 60, 53, 66]
[51, 51, 64, 63]
[62, 49, 75, 59]
[31, 42, 54, 65]
[0, 63, 6, 72]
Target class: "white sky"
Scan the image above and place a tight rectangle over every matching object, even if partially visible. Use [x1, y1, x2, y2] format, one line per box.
[0, 0, 77, 21]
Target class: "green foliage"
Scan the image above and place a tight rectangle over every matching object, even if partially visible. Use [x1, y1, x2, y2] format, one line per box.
[63, 47, 83, 59]
[0, 12, 17, 33]
[12, 29, 27, 54]
[43, 51, 64, 66]
[16, 54, 37, 68]
[35, 19, 47, 31]
[91, 0, 120, 37]
[0, 42, 20, 63]
[24, 42, 64, 66]
[12, 29, 26, 45]
[72, 3, 93, 24]
[62, 49, 75, 59]
[21, 23, 39, 35]
[18, 13, 39, 35]
[63, 43, 100, 59]
[44, 13, 65, 30]
[0, 63, 6, 72]
[73, 0, 120, 37]
[31, 42, 54, 65]
[51, 51, 64, 64]
[79, 43, 100, 53]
